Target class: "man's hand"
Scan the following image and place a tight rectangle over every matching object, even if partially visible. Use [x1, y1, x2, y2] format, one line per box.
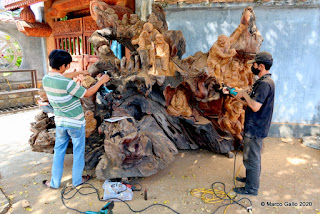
[222, 87, 230, 95]
[99, 74, 110, 84]
[84, 74, 110, 98]
[235, 89, 246, 99]
[235, 88, 262, 112]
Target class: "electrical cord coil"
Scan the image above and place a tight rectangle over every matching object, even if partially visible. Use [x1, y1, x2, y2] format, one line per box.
[190, 147, 253, 214]
[190, 185, 236, 204]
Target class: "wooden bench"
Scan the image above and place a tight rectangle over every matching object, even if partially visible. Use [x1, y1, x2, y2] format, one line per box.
[0, 69, 39, 103]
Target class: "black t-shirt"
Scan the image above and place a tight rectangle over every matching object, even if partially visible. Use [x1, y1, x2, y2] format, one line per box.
[244, 74, 275, 138]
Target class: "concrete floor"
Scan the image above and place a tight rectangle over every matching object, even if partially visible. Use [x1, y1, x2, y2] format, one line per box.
[0, 109, 320, 214]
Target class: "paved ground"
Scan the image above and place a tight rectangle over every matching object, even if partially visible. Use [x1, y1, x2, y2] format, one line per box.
[0, 109, 320, 214]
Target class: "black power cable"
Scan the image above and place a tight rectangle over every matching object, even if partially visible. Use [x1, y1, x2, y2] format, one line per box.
[210, 144, 253, 214]
[61, 182, 180, 214]
[61, 144, 252, 214]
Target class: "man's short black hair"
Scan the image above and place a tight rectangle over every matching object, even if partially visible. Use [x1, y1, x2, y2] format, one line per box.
[258, 62, 272, 70]
[49, 49, 72, 70]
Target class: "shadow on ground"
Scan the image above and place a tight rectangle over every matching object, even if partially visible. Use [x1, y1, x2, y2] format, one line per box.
[0, 110, 319, 214]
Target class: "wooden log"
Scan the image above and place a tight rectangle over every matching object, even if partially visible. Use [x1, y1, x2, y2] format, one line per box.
[84, 132, 105, 170]
[95, 114, 178, 179]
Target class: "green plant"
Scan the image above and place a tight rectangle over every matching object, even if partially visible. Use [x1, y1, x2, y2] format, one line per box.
[4, 9, 22, 18]
[60, 16, 68, 21]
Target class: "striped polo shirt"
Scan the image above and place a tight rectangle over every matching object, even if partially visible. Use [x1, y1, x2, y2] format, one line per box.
[42, 72, 87, 129]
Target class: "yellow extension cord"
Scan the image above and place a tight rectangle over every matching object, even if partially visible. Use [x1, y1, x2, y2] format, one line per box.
[5, 77, 13, 90]
[191, 164, 243, 214]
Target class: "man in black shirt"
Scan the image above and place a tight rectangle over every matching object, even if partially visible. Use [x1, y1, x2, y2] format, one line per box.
[233, 51, 275, 195]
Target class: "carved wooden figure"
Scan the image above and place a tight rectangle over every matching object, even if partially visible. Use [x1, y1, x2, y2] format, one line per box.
[132, 22, 158, 50]
[207, 7, 258, 87]
[230, 7, 263, 56]
[191, 69, 209, 100]
[236, 61, 251, 89]
[223, 60, 241, 88]
[127, 14, 144, 38]
[195, 76, 209, 100]
[207, 34, 237, 83]
[116, 13, 129, 37]
[167, 89, 192, 117]
[244, 63, 254, 87]
[154, 34, 170, 75]
[220, 97, 245, 140]
[90, 0, 133, 26]
[132, 22, 159, 69]
[148, 13, 166, 33]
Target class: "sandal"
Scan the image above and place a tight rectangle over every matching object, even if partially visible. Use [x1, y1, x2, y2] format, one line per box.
[81, 175, 92, 184]
[236, 177, 246, 183]
[42, 180, 54, 189]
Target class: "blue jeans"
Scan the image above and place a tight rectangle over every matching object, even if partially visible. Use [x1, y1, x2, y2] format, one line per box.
[243, 136, 263, 194]
[39, 104, 54, 114]
[50, 125, 85, 188]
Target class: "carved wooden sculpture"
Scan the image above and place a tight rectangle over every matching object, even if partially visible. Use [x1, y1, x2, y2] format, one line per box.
[231, 7, 263, 55]
[207, 34, 237, 83]
[90, 0, 133, 23]
[148, 12, 167, 33]
[223, 60, 241, 88]
[219, 97, 245, 140]
[132, 22, 160, 70]
[167, 88, 192, 117]
[154, 34, 170, 75]
[127, 14, 144, 38]
[30, 4, 264, 179]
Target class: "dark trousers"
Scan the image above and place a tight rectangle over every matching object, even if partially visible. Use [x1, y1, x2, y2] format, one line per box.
[243, 136, 264, 194]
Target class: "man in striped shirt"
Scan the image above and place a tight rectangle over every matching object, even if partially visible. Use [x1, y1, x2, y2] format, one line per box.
[42, 49, 110, 189]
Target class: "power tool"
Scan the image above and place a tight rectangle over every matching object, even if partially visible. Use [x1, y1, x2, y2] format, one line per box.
[225, 86, 238, 96]
[86, 201, 114, 214]
[99, 71, 113, 95]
